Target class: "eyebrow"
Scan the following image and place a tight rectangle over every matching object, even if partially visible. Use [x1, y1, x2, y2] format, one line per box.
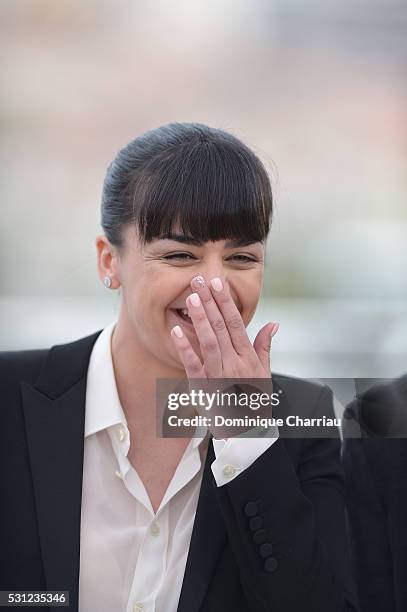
[158, 233, 263, 248]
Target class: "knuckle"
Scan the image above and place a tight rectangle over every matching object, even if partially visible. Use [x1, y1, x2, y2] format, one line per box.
[212, 317, 226, 332]
[188, 360, 202, 376]
[227, 314, 243, 330]
[202, 338, 219, 353]
[184, 346, 197, 361]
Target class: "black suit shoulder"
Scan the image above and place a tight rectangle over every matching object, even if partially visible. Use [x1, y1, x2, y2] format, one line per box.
[0, 348, 48, 385]
[273, 370, 328, 394]
[272, 371, 335, 417]
[0, 349, 49, 475]
[1, 329, 103, 403]
[0, 348, 49, 433]
[0, 328, 102, 430]
[343, 373, 407, 438]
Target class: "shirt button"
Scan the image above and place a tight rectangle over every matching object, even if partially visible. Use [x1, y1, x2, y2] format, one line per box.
[118, 428, 127, 442]
[223, 464, 236, 478]
[133, 603, 144, 612]
[150, 522, 160, 536]
[114, 470, 123, 479]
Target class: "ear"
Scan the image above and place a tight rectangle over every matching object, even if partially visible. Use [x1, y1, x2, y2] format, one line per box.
[95, 235, 121, 289]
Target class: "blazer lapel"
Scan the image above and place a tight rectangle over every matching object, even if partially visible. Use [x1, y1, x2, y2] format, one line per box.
[20, 330, 102, 612]
[177, 439, 227, 612]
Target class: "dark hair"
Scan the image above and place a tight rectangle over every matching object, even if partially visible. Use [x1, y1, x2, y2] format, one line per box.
[101, 122, 273, 253]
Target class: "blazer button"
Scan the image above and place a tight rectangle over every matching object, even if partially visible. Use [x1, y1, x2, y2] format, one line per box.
[264, 557, 278, 572]
[259, 542, 273, 558]
[244, 501, 258, 517]
[249, 516, 263, 531]
[253, 529, 267, 545]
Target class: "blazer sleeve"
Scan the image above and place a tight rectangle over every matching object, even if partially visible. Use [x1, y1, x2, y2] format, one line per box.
[211, 385, 359, 612]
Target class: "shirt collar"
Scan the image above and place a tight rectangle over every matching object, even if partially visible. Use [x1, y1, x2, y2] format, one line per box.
[84, 320, 209, 450]
[84, 320, 126, 437]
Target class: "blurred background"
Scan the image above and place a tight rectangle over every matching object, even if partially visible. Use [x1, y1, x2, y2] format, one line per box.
[1, 0, 406, 382]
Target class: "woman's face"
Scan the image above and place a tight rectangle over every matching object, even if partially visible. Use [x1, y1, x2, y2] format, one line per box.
[97, 224, 266, 369]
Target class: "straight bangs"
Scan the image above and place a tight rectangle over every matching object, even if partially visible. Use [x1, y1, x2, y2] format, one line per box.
[129, 137, 272, 247]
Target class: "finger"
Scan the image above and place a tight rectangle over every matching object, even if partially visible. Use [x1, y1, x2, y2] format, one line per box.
[186, 292, 222, 377]
[190, 275, 236, 358]
[253, 322, 279, 374]
[209, 277, 253, 356]
[170, 324, 206, 378]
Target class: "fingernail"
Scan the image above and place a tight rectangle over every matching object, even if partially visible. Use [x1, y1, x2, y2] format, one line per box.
[171, 325, 183, 338]
[269, 323, 279, 339]
[191, 275, 206, 289]
[210, 277, 223, 292]
[188, 293, 201, 307]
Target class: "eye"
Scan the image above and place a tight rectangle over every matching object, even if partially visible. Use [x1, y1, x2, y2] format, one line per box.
[163, 253, 196, 260]
[230, 255, 256, 263]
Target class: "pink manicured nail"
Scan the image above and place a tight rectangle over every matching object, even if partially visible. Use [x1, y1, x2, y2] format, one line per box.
[188, 293, 201, 307]
[210, 277, 223, 292]
[191, 275, 206, 289]
[172, 325, 183, 338]
[269, 323, 279, 339]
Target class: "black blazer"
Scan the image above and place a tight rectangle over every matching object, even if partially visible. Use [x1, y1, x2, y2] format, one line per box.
[342, 374, 407, 612]
[0, 329, 358, 612]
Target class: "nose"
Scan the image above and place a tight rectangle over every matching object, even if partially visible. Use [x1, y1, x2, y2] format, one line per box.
[196, 259, 229, 287]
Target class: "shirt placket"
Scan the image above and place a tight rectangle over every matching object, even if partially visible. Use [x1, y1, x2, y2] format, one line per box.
[125, 505, 169, 612]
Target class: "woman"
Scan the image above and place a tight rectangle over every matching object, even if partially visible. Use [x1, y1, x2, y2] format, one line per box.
[0, 123, 358, 611]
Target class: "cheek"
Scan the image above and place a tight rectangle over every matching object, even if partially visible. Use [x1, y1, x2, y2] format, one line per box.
[241, 281, 263, 322]
[241, 273, 262, 300]
[123, 267, 166, 298]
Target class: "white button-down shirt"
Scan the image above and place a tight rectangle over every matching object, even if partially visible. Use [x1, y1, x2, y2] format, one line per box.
[78, 321, 278, 612]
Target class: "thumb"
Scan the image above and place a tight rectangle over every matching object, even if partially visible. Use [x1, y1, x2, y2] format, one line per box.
[253, 322, 279, 374]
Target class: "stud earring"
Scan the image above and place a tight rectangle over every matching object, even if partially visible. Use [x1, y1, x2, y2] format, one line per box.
[103, 275, 112, 289]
